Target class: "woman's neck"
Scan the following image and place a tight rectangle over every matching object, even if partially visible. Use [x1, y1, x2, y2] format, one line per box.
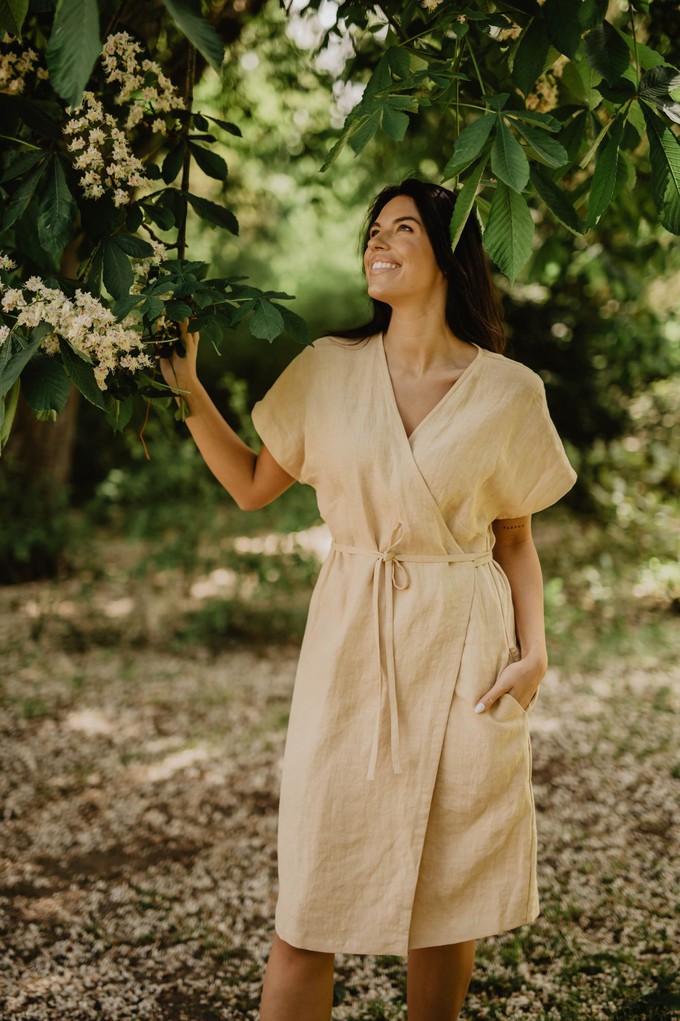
[383, 308, 473, 374]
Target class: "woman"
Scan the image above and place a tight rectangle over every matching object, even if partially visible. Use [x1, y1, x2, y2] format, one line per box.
[161, 179, 576, 1021]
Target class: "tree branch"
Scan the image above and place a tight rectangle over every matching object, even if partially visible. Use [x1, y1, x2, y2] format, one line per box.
[177, 44, 196, 262]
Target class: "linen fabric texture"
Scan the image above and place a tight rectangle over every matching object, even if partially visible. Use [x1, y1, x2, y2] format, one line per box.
[250, 334, 577, 955]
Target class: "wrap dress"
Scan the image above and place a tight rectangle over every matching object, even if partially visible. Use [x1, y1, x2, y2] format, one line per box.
[251, 332, 577, 955]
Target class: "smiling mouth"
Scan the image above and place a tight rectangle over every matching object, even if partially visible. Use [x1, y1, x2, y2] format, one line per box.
[370, 261, 400, 273]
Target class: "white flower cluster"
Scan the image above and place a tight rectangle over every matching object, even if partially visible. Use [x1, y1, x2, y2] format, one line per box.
[0, 277, 151, 390]
[101, 32, 185, 132]
[0, 34, 48, 95]
[131, 237, 168, 291]
[64, 92, 151, 206]
[420, 0, 444, 11]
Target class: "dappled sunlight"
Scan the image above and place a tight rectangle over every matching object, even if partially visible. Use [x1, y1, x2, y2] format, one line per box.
[231, 523, 331, 560]
[64, 708, 114, 736]
[128, 744, 213, 784]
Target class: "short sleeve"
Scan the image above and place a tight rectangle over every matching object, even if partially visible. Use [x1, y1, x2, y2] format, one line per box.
[495, 379, 577, 519]
[250, 344, 316, 484]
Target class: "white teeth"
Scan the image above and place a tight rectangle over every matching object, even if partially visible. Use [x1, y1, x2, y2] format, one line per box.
[372, 261, 399, 270]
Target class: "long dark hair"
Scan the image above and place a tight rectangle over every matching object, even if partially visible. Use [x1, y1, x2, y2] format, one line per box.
[331, 178, 506, 353]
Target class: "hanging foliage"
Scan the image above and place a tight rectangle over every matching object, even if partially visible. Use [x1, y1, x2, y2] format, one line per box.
[0, 0, 678, 451]
[0, 0, 308, 450]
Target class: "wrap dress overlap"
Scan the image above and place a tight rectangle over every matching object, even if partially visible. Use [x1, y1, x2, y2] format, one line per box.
[251, 333, 577, 955]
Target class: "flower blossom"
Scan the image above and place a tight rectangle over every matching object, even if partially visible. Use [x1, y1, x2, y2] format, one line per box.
[64, 92, 152, 206]
[0, 34, 44, 94]
[101, 32, 185, 132]
[421, 0, 444, 10]
[63, 32, 184, 206]
[1, 278, 151, 390]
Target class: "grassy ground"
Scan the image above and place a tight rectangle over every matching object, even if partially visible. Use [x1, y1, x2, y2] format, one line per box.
[1, 499, 678, 1020]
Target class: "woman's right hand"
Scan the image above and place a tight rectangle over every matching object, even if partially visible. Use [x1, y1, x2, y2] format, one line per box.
[159, 317, 200, 397]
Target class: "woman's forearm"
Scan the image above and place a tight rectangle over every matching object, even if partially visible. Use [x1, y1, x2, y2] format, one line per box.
[493, 538, 548, 670]
[182, 381, 260, 507]
[159, 323, 294, 510]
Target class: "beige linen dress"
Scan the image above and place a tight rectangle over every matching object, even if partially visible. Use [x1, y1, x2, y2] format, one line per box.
[251, 333, 577, 955]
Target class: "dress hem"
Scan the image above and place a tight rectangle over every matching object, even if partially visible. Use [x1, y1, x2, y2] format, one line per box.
[274, 908, 540, 956]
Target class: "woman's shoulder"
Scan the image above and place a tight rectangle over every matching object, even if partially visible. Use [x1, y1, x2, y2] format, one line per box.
[310, 334, 375, 353]
[479, 347, 545, 400]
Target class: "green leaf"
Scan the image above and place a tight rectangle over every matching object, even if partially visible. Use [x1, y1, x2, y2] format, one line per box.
[37, 157, 77, 257]
[165, 300, 193, 322]
[105, 396, 133, 432]
[204, 115, 241, 136]
[639, 65, 680, 102]
[381, 103, 409, 141]
[513, 121, 568, 168]
[142, 295, 165, 320]
[491, 117, 529, 192]
[59, 339, 106, 409]
[185, 192, 238, 234]
[0, 377, 20, 453]
[639, 66, 680, 125]
[112, 294, 143, 320]
[0, 150, 44, 184]
[142, 201, 175, 231]
[2, 160, 47, 230]
[112, 234, 154, 258]
[641, 103, 680, 234]
[249, 298, 284, 342]
[487, 93, 510, 112]
[21, 353, 69, 414]
[584, 21, 630, 84]
[101, 239, 134, 301]
[277, 305, 311, 346]
[578, 0, 608, 30]
[508, 110, 562, 132]
[559, 57, 600, 108]
[542, 0, 583, 59]
[0, 327, 46, 401]
[46, 0, 100, 108]
[443, 114, 496, 178]
[348, 108, 382, 156]
[614, 28, 667, 71]
[449, 159, 485, 252]
[126, 204, 143, 233]
[530, 165, 584, 235]
[596, 78, 636, 104]
[483, 183, 534, 282]
[161, 0, 224, 71]
[512, 18, 550, 96]
[586, 118, 624, 226]
[188, 142, 228, 180]
[162, 143, 184, 184]
[0, 0, 28, 36]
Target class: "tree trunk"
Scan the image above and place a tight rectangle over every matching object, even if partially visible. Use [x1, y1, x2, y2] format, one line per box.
[0, 247, 81, 583]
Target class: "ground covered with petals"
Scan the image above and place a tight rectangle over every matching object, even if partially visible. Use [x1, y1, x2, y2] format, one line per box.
[1, 516, 678, 1020]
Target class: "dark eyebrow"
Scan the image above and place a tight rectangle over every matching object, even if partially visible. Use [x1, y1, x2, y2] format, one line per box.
[369, 215, 421, 228]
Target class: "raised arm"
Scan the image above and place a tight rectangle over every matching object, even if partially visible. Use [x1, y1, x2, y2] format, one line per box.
[159, 321, 295, 511]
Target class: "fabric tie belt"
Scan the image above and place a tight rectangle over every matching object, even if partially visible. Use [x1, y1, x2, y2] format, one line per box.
[331, 523, 493, 781]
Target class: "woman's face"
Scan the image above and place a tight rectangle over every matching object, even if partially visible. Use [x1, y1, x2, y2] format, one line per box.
[363, 194, 445, 307]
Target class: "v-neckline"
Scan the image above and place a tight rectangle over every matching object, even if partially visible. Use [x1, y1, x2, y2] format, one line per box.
[378, 332, 482, 443]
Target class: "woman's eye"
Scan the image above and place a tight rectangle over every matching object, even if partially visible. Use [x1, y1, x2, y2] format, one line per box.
[398, 224, 413, 232]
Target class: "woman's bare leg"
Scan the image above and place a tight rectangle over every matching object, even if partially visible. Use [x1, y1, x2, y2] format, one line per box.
[259, 933, 335, 1021]
[406, 939, 475, 1021]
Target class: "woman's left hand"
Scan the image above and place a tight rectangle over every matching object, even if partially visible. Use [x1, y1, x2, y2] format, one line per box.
[474, 652, 547, 713]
